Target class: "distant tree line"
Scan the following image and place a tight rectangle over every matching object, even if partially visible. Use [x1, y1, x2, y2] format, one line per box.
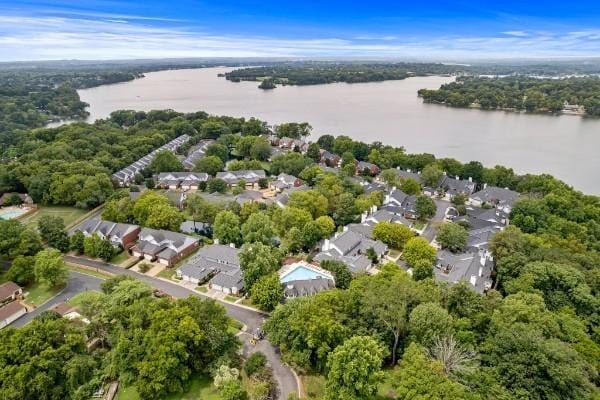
[418, 76, 600, 116]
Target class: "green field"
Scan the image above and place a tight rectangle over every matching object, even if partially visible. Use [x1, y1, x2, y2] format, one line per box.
[117, 375, 221, 400]
[22, 206, 89, 228]
[25, 282, 65, 306]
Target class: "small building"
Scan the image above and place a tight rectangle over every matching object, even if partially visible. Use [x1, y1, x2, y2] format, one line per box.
[76, 219, 141, 250]
[177, 244, 244, 295]
[469, 185, 520, 213]
[51, 302, 89, 323]
[435, 250, 492, 294]
[0, 282, 22, 306]
[0, 301, 27, 329]
[216, 170, 266, 188]
[132, 228, 200, 266]
[157, 172, 209, 190]
[320, 150, 341, 167]
[315, 230, 388, 274]
[182, 140, 215, 170]
[279, 261, 335, 298]
[270, 173, 301, 192]
[356, 161, 380, 176]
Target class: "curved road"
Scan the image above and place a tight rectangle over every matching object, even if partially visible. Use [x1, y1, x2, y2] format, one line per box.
[63, 255, 299, 399]
[10, 270, 103, 328]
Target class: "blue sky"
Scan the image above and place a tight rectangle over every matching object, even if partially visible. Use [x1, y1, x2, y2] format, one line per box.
[2, 1, 600, 61]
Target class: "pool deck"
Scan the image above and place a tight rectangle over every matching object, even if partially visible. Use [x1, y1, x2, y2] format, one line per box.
[278, 260, 334, 283]
[0, 206, 32, 220]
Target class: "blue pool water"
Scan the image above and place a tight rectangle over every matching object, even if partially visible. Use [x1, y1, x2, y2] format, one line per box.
[0, 210, 26, 220]
[281, 265, 330, 283]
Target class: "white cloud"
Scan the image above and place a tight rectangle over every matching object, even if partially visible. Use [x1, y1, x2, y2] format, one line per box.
[1, 14, 600, 61]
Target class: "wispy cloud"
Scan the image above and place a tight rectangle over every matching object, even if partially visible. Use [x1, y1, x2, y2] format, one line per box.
[1, 12, 600, 61]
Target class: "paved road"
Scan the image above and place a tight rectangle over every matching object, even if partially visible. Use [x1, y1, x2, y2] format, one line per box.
[422, 198, 451, 242]
[10, 271, 103, 328]
[64, 255, 298, 399]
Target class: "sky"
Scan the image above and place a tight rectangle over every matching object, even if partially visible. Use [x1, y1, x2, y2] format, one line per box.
[2, 1, 600, 61]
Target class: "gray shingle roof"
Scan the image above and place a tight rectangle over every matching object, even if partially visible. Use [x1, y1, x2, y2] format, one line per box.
[470, 186, 520, 207]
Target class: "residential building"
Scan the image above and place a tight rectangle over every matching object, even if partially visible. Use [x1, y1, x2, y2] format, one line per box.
[165, 190, 187, 210]
[157, 172, 209, 190]
[356, 161, 380, 176]
[51, 303, 89, 323]
[315, 230, 387, 273]
[438, 175, 477, 199]
[279, 261, 335, 298]
[270, 173, 301, 192]
[180, 220, 211, 236]
[469, 185, 520, 213]
[272, 184, 309, 208]
[435, 250, 493, 294]
[112, 134, 190, 186]
[216, 170, 266, 188]
[177, 244, 244, 295]
[382, 188, 419, 220]
[182, 140, 214, 170]
[132, 228, 199, 266]
[0, 282, 22, 306]
[320, 150, 341, 167]
[364, 208, 412, 227]
[0, 301, 27, 329]
[75, 218, 141, 250]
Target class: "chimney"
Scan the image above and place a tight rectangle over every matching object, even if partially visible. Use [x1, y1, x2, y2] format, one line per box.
[343, 226, 348, 232]
[483, 183, 487, 189]
[384, 194, 390, 204]
[371, 205, 377, 213]
[455, 175, 459, 180]
[470, 276, 477, 286]
[323, 239, 330, 251]
[468, 177, 472, 182]
[361, 212, 367, 223]
[229, 243, 235, 248]
[407, 168, 411, 173]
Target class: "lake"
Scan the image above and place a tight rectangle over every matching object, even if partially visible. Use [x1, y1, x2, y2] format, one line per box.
[78, 67, 600, 194]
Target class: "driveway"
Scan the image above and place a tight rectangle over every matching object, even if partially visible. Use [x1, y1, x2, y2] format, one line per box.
[422, 198, 451, 242]
[64, 255, 299, 399]
[10, 271, 103, 328]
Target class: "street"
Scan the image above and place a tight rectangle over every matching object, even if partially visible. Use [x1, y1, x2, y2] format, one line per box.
[10, 270, 102, 328]
[63, 255, 299, 399]
[421, 198, 450, 242]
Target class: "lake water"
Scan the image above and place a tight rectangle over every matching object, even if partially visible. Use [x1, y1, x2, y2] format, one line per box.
[78, 67, 600, 194]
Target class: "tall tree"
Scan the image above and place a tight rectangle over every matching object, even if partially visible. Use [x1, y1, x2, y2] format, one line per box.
[34, 248, 68, 287]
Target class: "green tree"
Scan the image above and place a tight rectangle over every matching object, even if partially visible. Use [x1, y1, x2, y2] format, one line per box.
[400, 178, 421, 195]
[412, 259, 434, 281]
[415, 195, 436, 220]
[240, 243, 280, 293]
[320, 260, 352, 289]
[132, 191, 170, 225]
[393, 343, 469, 399]
[422, 165, 443, 187]
[436, 223, 468, 253]
[287, 190, 328, 218]
[325, 336, 384, 400]
[149, 150, 183, 173]
[37, 214, 65, 242]
[48, 229, 70, 253]
[241, 212, 275, 245]
[251, 273, 284, 311]
[83, 233, 102, 258]
[194, 155, 224, 176]
[16, 227, 43, 256]
[145, 203, 184, 231]
[34, 248, 68, 287]
[186, 193, 222, 224]
[6, 255, 36, 286]
[97, 239, 115, 262]
[102, 197, 134, 223]
[373, 222, 414, 250]
[314, 216, 335, 238]
[69, 231, 85, 254]
[380, 169, 399, 186]
[408, 303, 454, 347]
[214, 210, 241, 246]
[207, 178, 228, 193]
[206, 143, 229, 163]
[403, 237, 436, 267]
[272, 207, 313, 237]
[219, 379, 247, 400]
[332, 192, 358, 226]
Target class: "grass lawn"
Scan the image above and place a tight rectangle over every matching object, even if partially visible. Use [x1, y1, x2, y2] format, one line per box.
[111, 251, 131, 265]
[157, 267, 176, 280]
[66, 263, 112, 280]
[23, 206, 88, 228]
[413, 220, 426, 230]
[228, 319, 243, 335]
[196, 285, 208, 293]
[25, 282, 65, 306]
[224, 295, 238, 302]
[301, 375, 326, 399]
[68, 290, 102, 306]
[117, 375, 221, 400]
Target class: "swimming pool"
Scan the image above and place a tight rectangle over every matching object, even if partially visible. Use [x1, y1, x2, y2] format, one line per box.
[0, 209, 27, 220]
[280, 264, 333, 283]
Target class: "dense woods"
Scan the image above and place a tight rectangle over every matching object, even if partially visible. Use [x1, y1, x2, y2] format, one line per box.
[418, 76, 600, 116]
[224, 63, 466, 86]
